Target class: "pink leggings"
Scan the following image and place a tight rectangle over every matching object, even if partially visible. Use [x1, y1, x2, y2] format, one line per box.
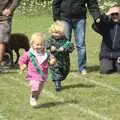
[29, 80, 45, 93]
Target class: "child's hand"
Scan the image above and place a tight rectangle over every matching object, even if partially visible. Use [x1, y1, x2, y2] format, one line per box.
[49, 58, 56, 65]
[19, 64, 27, 74]
[51, 46, 56, 52]
[19, 70, 23, 75]
[20, 64, 27, 71]
[58, 47, 64, 52]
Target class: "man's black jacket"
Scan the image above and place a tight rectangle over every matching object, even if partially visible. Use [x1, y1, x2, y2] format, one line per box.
[52, 0, 100, 22]
[92, 14, 120, 59]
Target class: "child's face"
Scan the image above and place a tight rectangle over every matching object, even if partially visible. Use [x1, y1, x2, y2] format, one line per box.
[52, 32, 64, 39]
[32, 39, 44, 53]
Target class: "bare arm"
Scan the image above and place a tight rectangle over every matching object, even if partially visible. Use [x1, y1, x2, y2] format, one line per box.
[2, 0, 20, 16]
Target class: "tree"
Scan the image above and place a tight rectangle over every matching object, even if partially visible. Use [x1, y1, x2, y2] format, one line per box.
[99, 0, 120, 11]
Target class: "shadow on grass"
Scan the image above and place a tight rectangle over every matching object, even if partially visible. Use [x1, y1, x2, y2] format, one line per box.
[0, 69, 18, 74]
[9, 64, 19, 69]
[63, 83, 95, 90]
[70, 65, 100, 73]
[70, 69, 78, 73]
[87, 65, 100, 72]
[0, 64, 19, 74]
[34, 100, 78, 109]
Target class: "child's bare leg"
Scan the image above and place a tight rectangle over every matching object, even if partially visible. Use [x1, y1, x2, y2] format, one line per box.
[29, 80, 39, 106]
[31, 91, 39, 99]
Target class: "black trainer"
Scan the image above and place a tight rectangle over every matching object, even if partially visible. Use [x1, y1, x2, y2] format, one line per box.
[54, 81, 62, 92]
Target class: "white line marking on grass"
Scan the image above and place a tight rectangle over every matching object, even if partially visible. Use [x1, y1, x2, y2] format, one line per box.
[4, 75, 112, 120]
[42, 90, 111, 120]
[2, 76, 27, 86]
[42, 90, 64, 102]
[0, 86, 16, 89]
[70, 73, 120, 93]
[69, 104, 111, 120]
[85, 78, 120, 92]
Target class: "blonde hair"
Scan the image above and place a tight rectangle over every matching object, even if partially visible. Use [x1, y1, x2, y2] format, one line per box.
[49, 20, 65, 35]
[30, 32, 45, 46]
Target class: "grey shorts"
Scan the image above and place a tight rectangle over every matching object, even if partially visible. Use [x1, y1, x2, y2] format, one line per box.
[0, 20, 11, 43]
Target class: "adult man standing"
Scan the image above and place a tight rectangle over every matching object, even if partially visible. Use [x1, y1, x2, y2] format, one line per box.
[52, 0, 101, 75]
[0, 0, 20, 66]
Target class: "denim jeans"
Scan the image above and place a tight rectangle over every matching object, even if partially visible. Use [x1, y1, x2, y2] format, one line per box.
[64, 19, 86, 71]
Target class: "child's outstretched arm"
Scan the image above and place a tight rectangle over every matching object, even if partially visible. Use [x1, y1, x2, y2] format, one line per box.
[18, 51, 29, 74]
[20, 64, 26, 71]
[19, 64, 27, 74]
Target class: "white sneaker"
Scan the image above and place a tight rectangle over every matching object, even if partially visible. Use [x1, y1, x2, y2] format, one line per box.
[30, 97, 37, 107]
[81, 69, 87, 75]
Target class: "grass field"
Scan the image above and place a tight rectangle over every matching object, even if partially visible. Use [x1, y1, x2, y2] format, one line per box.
[0, 14, 120, 120]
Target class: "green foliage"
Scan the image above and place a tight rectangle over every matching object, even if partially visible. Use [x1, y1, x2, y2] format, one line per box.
[16, 0, 52, 15]
[99, 0, 120, 11]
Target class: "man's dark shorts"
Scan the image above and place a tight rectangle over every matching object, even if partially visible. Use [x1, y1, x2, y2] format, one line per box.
[0, 20, 11, 43]
[100, 58, 120, 74]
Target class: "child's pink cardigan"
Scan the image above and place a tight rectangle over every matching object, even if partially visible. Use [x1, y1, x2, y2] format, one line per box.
[18, 51, 49, 81]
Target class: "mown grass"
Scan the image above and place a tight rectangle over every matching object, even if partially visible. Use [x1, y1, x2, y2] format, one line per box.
[0, 14, 120, 120]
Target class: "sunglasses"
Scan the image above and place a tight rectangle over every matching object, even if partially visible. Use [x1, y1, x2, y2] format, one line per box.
[111, 13, 119, 16]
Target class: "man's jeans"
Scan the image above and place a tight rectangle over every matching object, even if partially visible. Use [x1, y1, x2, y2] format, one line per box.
[64, 19, 86, 71]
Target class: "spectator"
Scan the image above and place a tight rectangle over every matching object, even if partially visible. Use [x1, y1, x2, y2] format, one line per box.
[0, 0, 20, 67]
[52, 0, 101, 75]
[92, 5, 120, 74]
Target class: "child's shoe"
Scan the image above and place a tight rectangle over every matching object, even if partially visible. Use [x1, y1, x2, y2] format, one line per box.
[30, 97, 37, 107]
[54, 81, 62, 92]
